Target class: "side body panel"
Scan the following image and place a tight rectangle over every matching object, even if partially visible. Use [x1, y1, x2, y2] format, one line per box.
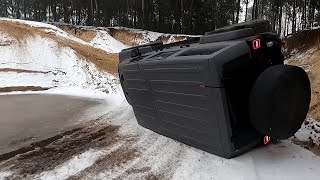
[119, 41, 261, 158]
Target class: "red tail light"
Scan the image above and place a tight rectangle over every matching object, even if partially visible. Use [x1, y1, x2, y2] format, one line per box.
[263, 136, 271, 145]
[252, 39, 261, 50]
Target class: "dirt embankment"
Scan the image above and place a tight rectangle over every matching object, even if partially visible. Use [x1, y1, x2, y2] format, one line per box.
[285, 28, 320, 53]
[288, 49, 320, 122]
[286, 29, 320, 123]
[55, 24, 97, 42]
[108, 28, 142, 46]
[0, 21, 119, 74]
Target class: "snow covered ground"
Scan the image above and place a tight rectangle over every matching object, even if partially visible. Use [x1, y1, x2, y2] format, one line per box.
[0, 18, 320, 180]
[90, 30, 129, 53]
[25, 101, 319, 180]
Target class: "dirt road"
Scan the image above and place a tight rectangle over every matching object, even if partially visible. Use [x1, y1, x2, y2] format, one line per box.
[0, 94, 104, 154]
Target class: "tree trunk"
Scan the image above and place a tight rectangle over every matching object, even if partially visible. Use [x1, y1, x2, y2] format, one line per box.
[278, 0, 283, 35]
[292, 0, 297, 33]
[236, 0, 241, 23]
[245, 0, 249, 21]
[181, 0, 185, 33]
[23, 0, 26, 19]
[95, 0, 99, 25]
[90, 0, 94, 25]
[189, 0, 194, 33]
[142, 0, 145, 29]
[261, 0, 265, 18]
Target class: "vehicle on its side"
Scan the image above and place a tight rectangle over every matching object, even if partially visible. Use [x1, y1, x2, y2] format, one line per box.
[118, 20, 311, 159]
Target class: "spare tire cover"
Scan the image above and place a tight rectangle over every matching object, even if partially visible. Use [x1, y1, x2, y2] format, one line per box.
[249, 65, 311, 139]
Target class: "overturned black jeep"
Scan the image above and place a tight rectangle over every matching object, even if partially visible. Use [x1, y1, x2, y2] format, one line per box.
[118, 20, 311, 159]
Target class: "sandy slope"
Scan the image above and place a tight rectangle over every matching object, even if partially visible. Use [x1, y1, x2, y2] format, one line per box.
[0, 18, 121, 97]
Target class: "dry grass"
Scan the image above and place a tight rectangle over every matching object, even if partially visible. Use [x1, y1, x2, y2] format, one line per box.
[0, 21, 119, 74]
[0, 86, 50, 93]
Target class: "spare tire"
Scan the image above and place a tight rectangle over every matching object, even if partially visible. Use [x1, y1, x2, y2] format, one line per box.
[249, 65, 311, 139]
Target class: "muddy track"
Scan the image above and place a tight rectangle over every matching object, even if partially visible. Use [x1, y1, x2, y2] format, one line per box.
[0, 123, 135, 179]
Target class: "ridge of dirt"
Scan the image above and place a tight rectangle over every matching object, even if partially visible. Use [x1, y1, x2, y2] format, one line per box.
[0, 21, 36, 42]
[0, 86, 50, 93]
[0, 68, 47, 74]
[0, 21, 119, 74]
[57, 24, 97, 42]
[109, 28, 141, 46]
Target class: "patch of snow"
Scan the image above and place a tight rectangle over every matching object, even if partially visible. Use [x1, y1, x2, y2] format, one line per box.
[295, 118, 320, 145]
[90, 30, 129, 53]
[38, 149, 106, 180]
[172, 140, 320, 180]
[170, 36, 186, 44]
[0, 171, 13, 180]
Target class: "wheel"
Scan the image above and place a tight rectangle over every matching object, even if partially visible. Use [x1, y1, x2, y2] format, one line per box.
[249, 65, 311, 139]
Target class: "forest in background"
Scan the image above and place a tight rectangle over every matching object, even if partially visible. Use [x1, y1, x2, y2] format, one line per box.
[0, 0, 320, 36]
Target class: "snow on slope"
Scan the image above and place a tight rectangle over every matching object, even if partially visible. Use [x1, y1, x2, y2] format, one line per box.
[2, 18, 128, 54]
[295, 117, 320, 145]
[90, 30, 129, 53]
[0, 18, 122, 98]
